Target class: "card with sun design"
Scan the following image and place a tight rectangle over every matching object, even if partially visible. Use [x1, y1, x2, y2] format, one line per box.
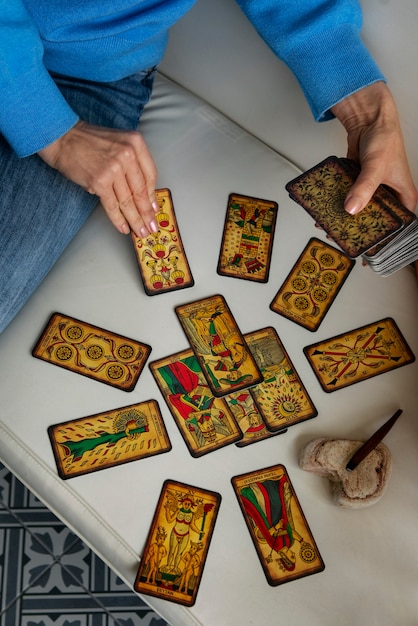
[270, 237, 355, 331]
[232, 463, 325, 586]
[285, 156, 403, 258]
[217, 193, 278, 282]
[32, 312, 151, 391]
[244, 327, 317, 432]
[225, 389, 287, 447]
[131, 188, 194, 295]
[48, 400, 171, 479]
[303, 317, 415, 392]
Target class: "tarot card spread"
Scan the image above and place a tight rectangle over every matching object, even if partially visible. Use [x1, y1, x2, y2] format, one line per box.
[285, 156, 403, 258]
[217, 193, 278, 282]
[48, 400, 171, 479]
[270, 237, 355, 331]
[135, 480, 221, 606]
[131, 188, 194, 295]
[232, 464, 324, 586]
[32, 313, 151, 391]
[245, 327, 317, 432]
[175, 294, 263, 397]
[304, 317, 415, 392]
[150, 349, 243, 456]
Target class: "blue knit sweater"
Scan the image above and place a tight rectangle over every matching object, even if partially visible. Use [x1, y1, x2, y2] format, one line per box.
[0, 0, 384, 157]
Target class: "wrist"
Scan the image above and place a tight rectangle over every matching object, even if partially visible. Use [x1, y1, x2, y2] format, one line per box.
[331, 82, 398, 133]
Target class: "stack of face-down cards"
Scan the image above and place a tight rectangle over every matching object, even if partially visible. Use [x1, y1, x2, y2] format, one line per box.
[285, 156, 418, 276]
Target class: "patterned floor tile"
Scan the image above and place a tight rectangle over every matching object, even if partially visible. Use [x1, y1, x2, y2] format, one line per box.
[0, 463, 169, 626]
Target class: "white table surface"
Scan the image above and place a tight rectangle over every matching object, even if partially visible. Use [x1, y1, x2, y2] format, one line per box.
[1, 75, 417, 626]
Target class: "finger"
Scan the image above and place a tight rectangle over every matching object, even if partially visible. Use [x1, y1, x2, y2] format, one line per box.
[113, 178, 149, 238]
[126, 168, 159, 232]
[100, 191, 132, 235]
[128, 132, 159, 214]
[344, 160, 382, 215]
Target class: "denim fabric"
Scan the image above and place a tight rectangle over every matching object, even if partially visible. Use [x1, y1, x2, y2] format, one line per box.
[0, 67, 156, 333]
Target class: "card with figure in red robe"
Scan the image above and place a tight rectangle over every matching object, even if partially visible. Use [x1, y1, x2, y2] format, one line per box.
[232, 464, 325, 586]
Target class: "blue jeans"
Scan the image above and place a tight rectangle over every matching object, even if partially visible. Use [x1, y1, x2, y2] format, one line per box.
[0, 67, 156, 333]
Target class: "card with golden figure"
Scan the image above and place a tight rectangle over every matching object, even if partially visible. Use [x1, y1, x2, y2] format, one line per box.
[270, 237, 355, 331]
[48, 400, 171, 479]
[150, 349, 243, 456]
[285, 156, 403, 258]
[245, 327, 317, 432]
[217, 193, 278, 282]
[232, 464, 325, 586]
[131, 188, 194, 295]
[134, 480, 221, 606]
[175, 294, 263, 397]
[304, 317, 415, 392]
[32, 312, 151, 391]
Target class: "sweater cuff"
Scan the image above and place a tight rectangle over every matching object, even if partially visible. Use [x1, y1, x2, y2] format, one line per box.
[282, 24, 386, 122]
[0, 68, 79, 157]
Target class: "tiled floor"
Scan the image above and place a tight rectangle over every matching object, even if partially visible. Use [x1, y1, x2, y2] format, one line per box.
[0, 462, 169, 626]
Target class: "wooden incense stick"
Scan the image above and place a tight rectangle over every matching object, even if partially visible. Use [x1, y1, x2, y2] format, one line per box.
[345, 409, 402, 472]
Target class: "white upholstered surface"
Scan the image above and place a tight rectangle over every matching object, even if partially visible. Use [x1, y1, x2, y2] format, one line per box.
[0, 75, 417, 626]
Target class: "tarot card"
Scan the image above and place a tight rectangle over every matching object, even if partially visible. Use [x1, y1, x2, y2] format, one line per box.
[131, 188, 194, 295]
[48, 400, 171, 480]
[232, 464, 325, 586]
[285, 156, 403, 258]
[245, 327, 317, 431]
[270, 237, 355, 331]
[32, 312, 151, 391]
[134, 479, 221, 606]
[364, 186, 417, 258]
[175, 294, 263, 397]
[217, 193, 278, 282]
[304, 317, 415, 392]
[225, 390, 287, 447]
[150, 349, 243, 456]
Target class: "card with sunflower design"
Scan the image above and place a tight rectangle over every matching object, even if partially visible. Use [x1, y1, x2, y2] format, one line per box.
[244, 326, 317, 432]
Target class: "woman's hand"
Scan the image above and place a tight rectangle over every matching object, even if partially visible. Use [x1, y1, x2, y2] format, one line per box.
[39, 120, 159, 237]
[331, 82, 417, 215]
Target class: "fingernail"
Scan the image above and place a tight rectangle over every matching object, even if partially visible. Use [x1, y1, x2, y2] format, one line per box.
[121, 223, 130, 235]
[345, 195, 362, 215]
[150, 219, 159, 233]
[152, 201, 159, 212]
[140, 226, 148, 238]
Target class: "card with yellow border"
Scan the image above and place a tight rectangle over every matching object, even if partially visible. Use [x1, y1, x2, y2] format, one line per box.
[175, 294, 263, 397]
[48, 400, 171, 479]
[32, 312, 151, 391]
[270, 237, 355, 331]
[134, 479, 221, 606]
[232, 464, 325, 586]
[131, 188, 194, 295]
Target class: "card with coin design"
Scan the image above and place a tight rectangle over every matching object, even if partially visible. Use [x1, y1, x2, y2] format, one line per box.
[32, 312, 151, 391]
[270, 237, 355, 331]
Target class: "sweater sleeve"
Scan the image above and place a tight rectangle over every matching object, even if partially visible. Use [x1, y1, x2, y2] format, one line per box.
[0, 0, 79, 157]
[235, 0, 386, 121]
